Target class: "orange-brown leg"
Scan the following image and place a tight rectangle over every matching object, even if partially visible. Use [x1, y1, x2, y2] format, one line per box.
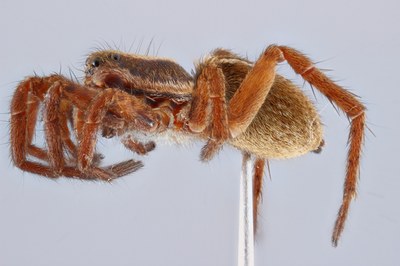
[188, 63, 230, 161]
[10, 75, 141, 180]
[78, 89, 157, 176]
[27, 80, 85, 168]
[121, 136, 156, 155]
[24, 95, 54, 162]
[24, 93, 49, 160]
[11, 77, 61, 177]
[201, 65, 230, 160]
[43, 82, 67, 173]
[61, 85, 147, 180]
[190, 47, 283, 161]
[253, 158, 265, 232]
[50, 81, 144, 180]
[59, 106, 77, 157]
[214, 45, 364, 244]
[11, 85, 78, 178]
[278, 46, 366, 246]
[72, 109, 104, 166]
[188, 65, 211, 133]
[43, 80, 103, 176]
[74, 109, 86, 140]
[21, 77, 74, 165]
[227, 45, 284, 137]
[27, 145, 50, 162]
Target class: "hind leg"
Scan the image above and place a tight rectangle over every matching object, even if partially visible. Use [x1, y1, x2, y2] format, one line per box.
[277, 46, 366, 246]
[253, 158, 265, 232]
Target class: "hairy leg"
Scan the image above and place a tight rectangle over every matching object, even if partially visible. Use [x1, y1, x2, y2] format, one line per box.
[278, 46, 366, 246]
[253, 158, 265, 232]
[77, 88, 158, 176]
[188, 62, 230, 161]
[121, 136, 156, 155]
[189, 46, 284, 161]
[10, 75, 141, 180]
[43, 81, 67, 173]
[10, 76, 64, 177]
[227, 45, 284, 137]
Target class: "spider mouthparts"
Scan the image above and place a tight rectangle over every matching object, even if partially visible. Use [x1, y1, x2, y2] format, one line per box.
[137, 112, 156, 128]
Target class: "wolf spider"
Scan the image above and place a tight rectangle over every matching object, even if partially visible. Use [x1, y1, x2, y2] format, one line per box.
[10, 45, 365, 246]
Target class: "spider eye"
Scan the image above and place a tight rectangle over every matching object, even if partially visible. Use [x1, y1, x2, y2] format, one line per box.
[111, 54, 121, 61]
[92, 58, 101, 67]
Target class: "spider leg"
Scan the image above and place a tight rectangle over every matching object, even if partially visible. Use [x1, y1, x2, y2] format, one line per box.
[11, 76, 64, 178]
[188, 62, 229, 161]
[24, 91, 51, 161]
[227, 45, 284, 137]
[277, 46, 366, 246]
[11, 75, 140, 180]
[24, 94, 54, 162]
[43, 81, 112, 177]
[253, 158, 265, 233]
[59, 107, 78, 159]
[77, 88, 158, 175]
[121, 135, 156, 155]
[62, 86, 148, 180]
[189, 46, 284, 161]
[96, 114, 156, 156]
[103, 159, 144, 178]
[43, 80, 109, 178]
[196, 45, 364, 245]
[72, 109, 104, 166]
[187, 66, 210, 133]
[27, 145, 50, 161]
[42, 81, 68, 173]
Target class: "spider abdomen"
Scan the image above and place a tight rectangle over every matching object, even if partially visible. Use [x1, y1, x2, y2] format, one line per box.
[229, 75, 323, 159]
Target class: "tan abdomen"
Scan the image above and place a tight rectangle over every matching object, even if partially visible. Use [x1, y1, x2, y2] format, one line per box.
[229, 75, 323, 159]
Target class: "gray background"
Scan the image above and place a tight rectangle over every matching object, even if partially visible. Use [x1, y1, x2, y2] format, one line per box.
[0, 0, 399, 265]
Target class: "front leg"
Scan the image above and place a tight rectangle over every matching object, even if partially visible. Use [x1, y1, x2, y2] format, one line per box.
[78, 88, 161, 175]
[43, 78, 143, 180]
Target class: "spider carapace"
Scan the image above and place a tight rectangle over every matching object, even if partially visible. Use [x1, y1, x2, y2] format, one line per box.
[10, 45, 365, 246]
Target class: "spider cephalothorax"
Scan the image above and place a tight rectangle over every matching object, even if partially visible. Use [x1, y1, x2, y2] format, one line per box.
[10, 45, 365, 246]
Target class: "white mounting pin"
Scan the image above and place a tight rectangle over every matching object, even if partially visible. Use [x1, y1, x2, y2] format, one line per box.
[238, 153, 255, 266]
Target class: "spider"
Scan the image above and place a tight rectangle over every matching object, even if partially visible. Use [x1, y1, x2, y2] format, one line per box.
[10, 45, 365, 246]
